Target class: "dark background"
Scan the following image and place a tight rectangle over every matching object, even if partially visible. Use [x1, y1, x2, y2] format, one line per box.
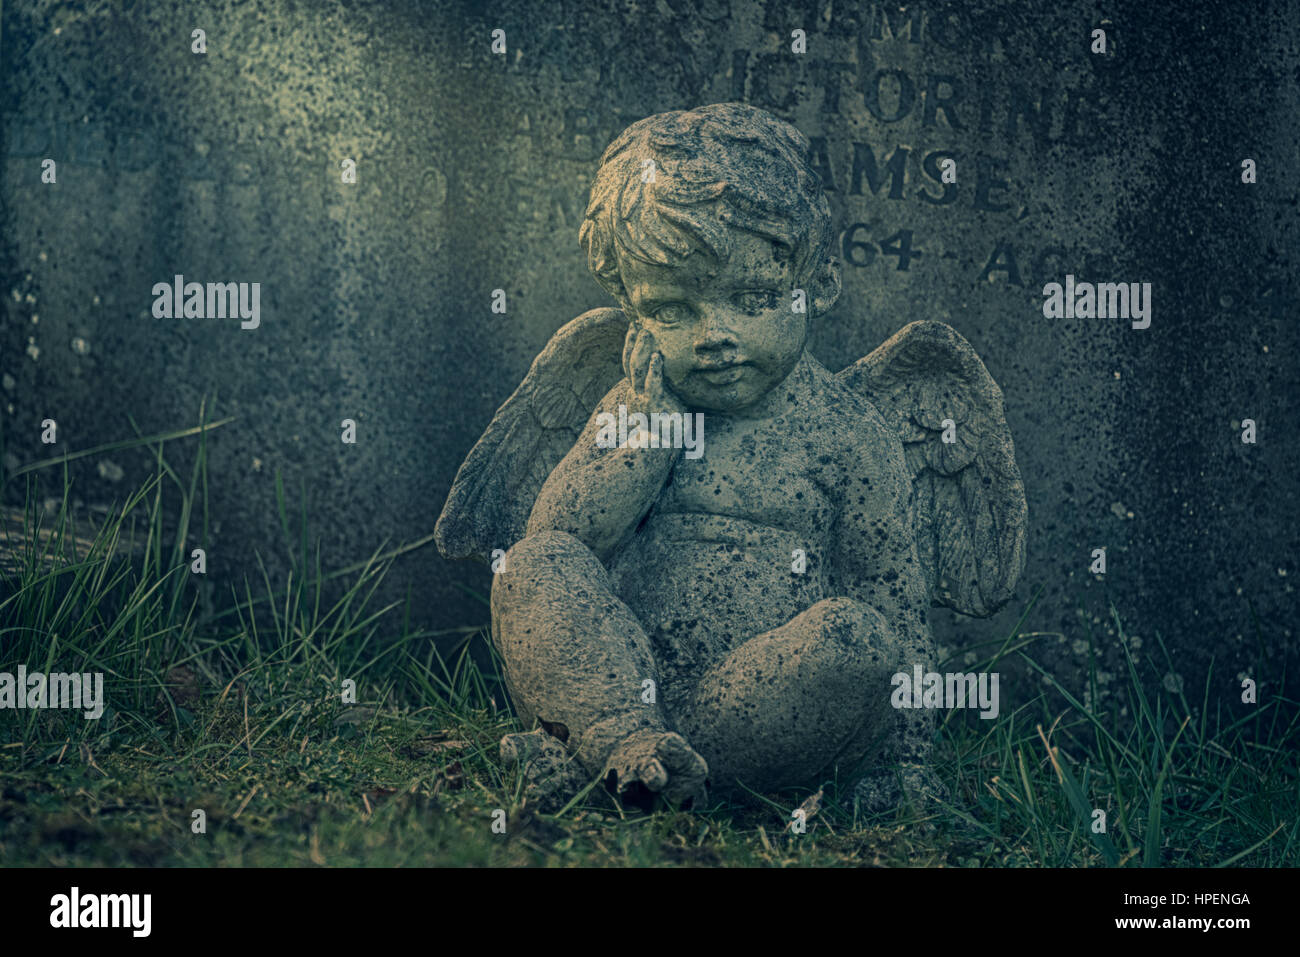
[3, 0, 1296, 709]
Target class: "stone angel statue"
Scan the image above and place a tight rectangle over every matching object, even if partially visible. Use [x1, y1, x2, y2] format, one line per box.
[436, 103, 1027, 811]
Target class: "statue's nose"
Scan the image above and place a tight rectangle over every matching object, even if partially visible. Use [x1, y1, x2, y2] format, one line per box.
[693, 310, 738, 355]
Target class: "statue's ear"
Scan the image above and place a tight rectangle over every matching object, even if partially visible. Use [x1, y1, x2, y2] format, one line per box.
[809, 254, 841, 315]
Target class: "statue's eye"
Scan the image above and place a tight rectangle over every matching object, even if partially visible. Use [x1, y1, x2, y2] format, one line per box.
[734, 290, 779, 313]
[651, 303, 692, 325]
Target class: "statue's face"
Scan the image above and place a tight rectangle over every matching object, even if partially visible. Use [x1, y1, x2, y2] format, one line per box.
[618, 230, 808, 413]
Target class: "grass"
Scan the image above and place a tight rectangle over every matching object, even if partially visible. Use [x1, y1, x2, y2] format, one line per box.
[0, 412, 1296, 867]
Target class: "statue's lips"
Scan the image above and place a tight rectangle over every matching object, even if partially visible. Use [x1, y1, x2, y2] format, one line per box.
[696, 362, 749, 385]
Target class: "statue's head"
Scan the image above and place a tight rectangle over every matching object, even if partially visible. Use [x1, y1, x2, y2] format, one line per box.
[580, 103, 841, 412]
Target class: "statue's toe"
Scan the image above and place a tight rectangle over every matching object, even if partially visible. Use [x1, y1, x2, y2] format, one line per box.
[603, 730, 709, 810]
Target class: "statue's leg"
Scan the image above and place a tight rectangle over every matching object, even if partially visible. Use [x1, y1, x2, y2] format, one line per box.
[675, 596, 905, 802]
[491, 529, 708, 805]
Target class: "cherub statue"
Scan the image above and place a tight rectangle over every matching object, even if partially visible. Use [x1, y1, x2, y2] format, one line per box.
[436, 103, 1026, 812]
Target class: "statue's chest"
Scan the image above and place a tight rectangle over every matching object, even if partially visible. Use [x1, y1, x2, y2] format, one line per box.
[658, 419, 836, 534]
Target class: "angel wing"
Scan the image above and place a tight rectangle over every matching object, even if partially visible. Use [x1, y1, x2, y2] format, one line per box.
[435, 307, 629, 563]
[838, 321, 1027, 617]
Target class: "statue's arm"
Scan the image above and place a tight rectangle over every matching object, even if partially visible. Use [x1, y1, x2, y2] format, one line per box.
[525, 379, 678, 563]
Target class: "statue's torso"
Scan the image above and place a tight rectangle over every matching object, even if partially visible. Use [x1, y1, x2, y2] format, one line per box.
[607, 403, 842, 708]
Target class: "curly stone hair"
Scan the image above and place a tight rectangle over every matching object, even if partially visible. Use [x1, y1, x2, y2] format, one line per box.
[579, 103, 834, 307]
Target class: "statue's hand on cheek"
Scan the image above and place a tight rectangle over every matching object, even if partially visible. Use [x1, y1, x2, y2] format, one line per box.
[622, 323, 688, 421]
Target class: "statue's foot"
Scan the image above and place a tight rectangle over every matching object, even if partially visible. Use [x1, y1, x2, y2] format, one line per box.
[603, 730, 709, 810]
[500, 729, 588, 811]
